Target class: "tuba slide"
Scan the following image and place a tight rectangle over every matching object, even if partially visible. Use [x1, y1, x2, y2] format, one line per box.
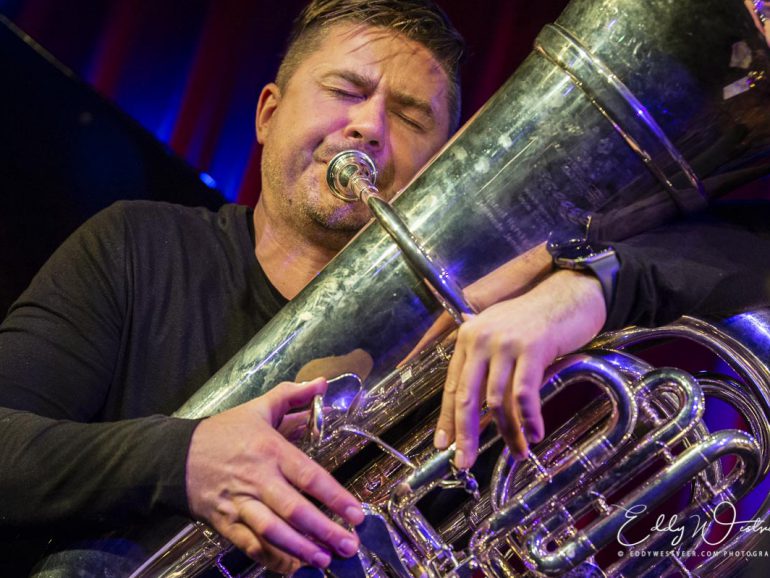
[35, 0, 770, 576]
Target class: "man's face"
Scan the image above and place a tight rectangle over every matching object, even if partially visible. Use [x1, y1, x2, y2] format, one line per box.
[257, 23, 452, 249]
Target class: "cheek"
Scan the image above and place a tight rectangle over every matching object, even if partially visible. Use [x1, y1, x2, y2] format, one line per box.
[392, 122, 446, 160]
[276, 98, 340, 146]
[307, 99, 351, 135]
[389, 152, 421, 192]
[393, 136, 437, 177]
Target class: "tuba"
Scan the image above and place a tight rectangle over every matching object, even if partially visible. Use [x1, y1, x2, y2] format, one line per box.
[35, 0, 770, 576]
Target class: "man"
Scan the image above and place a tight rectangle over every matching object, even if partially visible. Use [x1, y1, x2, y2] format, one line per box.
[190, 1, 463, 570]
[0, 0, 465, 575]
[1, 1, 769, 576]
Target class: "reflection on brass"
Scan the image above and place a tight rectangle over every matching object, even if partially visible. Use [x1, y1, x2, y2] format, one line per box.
[295, 348, 374, 383]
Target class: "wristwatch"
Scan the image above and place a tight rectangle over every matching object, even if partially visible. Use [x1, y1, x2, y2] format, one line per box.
[546, 233, 620, 310]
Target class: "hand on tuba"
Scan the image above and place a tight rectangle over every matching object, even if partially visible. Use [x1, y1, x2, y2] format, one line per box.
[185, 378, 364, 573]
[423, 245, 607, 468]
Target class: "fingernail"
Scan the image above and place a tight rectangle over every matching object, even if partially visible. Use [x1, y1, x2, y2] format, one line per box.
[434, 429, 448, 449]
[525, 430, 536, 444]
[455, 449, 467, 469]
[527, 431, 543, 444]
[345, 505, 364, 525]
[340, 537, 358, 557]
[311, 551, 331, 568]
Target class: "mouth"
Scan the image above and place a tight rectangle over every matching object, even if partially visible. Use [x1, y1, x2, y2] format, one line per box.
[313, 147, 395, 201]
[315, 144, 375, 165]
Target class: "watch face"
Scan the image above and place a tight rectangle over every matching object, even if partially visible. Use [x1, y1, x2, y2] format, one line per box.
[556, 242, 596, 260]
[547, 229, 614, 264]
[546, 229, 586, 253]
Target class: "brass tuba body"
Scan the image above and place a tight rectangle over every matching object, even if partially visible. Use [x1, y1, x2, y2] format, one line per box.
[35, 0, 770, 576]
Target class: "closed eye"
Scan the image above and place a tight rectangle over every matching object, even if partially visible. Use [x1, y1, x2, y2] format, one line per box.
[396, 112, 425, 132]
[326, 86, 364, 101]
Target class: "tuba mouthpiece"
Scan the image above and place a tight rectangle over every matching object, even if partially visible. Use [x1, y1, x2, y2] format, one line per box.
[326, 150, 378, 202]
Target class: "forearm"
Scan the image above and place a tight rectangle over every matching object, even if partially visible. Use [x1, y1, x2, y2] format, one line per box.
[0, 408, 199, 527]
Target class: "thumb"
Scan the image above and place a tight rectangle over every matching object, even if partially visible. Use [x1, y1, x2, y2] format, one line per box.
[258, 377, 328, 425]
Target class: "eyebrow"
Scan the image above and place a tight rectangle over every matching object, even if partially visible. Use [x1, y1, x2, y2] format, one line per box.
[321, 70, 436, 122]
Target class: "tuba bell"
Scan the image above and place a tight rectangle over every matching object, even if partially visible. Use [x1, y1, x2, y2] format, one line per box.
[35, 0, 770, 576]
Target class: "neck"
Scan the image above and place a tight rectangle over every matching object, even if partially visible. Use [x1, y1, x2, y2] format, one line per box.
[252, 200, 341, 300]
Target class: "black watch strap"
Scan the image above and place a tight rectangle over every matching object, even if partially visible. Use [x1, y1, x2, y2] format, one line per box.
[579, 249, 619, 309]
[546, 235, 620, 312]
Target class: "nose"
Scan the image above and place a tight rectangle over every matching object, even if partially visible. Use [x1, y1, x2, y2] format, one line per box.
[343, 97, 387, 153]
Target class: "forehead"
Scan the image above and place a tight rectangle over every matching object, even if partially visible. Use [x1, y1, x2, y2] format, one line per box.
[292, 23, 451, 124]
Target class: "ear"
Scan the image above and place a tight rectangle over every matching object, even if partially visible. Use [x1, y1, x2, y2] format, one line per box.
[256, 83, 282, 144]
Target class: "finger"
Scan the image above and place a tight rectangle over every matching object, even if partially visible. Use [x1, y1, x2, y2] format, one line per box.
[400, 312, 457, 366]
[278, 411, 311, 441]
[435, 344, 465, 450]
[261, 378, 328, 425]
[512, 353, 546, 445]
[238, 498, 334, 568]
[501, 366, 528, 460]
[278, 444, 364, 528]
[453, 345, 488, 469]
[226, 521, 301, 573]
[260, 474, 360, 558]
[486, 351, 516, 450]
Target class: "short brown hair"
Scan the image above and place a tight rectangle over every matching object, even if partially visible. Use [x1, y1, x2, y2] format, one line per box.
[276, 0, 465, 132]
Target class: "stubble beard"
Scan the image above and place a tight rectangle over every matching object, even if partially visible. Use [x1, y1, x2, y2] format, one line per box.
[299, 184, 371, 251]
[263, 154, 371, 252]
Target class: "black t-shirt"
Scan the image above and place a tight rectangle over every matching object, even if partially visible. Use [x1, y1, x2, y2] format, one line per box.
[0, 201, 286, 573]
